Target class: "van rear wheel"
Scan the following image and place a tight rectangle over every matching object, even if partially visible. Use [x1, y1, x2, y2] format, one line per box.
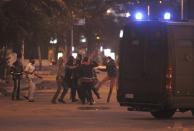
[150, 109, 176, 119]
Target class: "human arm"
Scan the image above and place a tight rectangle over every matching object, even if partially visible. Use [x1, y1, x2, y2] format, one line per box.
[24, 70, 42, 79]
[65, 65, 77, 69]
[24, 64, 42, 79]
[96, 65, 107, 72]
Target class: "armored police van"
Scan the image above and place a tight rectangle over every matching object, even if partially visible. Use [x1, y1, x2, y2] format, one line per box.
[117, 21, 194, 118]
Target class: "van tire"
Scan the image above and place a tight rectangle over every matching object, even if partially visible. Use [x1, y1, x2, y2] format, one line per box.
[150, 109, 175, 119]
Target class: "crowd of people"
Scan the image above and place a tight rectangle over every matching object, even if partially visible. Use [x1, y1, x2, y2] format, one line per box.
[5, 53, 118, 105]
[51, 54, 118, 105]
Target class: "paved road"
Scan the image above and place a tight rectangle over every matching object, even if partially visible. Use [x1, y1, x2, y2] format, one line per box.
[1, 89, 194, 131]
[0, 73, 194, 131]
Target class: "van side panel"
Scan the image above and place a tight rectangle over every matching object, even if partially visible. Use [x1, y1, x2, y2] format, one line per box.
[172, 26, 194, 97]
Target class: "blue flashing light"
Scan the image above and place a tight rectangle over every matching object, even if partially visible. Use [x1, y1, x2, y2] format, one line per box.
[164, 12, 171, 20]
[135, 12, 143, 20]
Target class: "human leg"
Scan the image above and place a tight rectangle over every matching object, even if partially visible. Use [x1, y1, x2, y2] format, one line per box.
[28, 80, 36, 101]
[71, 88, 77, 102]
[58, 80, 68, 103]
[87, 85, 94, 105]
[92, 86, 101, 99]
[11, 79, 17, 100]
[16, 79, 20, 100]
[71, 80, 78, 102]
[51, 80, 62, 103]
[80, 84, 87, 104]
[58, 87, 68, 104]
[107, 77, 116, 103]
[95, 76, 110, 90]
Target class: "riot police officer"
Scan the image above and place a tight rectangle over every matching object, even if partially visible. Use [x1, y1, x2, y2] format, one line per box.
[11, 56, 23, 100]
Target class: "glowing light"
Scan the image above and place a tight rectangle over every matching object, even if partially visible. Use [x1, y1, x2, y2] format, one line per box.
[72, 53, 77, 58]
[106, 9, 112, 14]
[72, 46, 75, 52]
[81, 38, 86, 43]
[53, 39, 57, 44]
[96, 36, 100, 40]
[57, 52, 63, 59]
[104, 49, 111, 57]
[100, 46, 103, 52]
[135, 12, 143, 20]
[119, 30, 124, 38]
[125, 12, 131, 18]
[164, 12, 171, 20]
[110, 52, 116, 60]
[50, 38, 58, 44]
[103, 48, 116, 60]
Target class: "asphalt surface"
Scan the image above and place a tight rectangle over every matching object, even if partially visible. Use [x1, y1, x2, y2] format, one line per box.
[1, 73, 194, 131]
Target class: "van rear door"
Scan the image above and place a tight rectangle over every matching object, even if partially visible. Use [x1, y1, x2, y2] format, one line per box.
[172, 26, 194, 96]
[118, 21, 168, 105]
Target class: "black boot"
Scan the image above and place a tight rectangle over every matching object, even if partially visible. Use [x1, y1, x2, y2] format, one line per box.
[58, 99, 66, 104]
[58, 88, 68, 104]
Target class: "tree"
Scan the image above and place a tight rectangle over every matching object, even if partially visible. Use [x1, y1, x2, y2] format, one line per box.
[0, 0, 70, 52]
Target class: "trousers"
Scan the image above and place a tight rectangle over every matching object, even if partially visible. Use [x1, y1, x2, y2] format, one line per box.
[26, 79, 36, 100]
[96, 75, 117, 103]
[52, 76, 68, 102]
[12, 79, 21, 100]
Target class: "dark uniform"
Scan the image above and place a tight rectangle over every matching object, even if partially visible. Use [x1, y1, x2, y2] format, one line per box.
[63, 56, 78, 102]
[11, 59, 23, 100]
[65, 60, 78, 102]
[96, 57, 117, 103]
[74, 55, 82, 100]
[78, 58, 98, 105]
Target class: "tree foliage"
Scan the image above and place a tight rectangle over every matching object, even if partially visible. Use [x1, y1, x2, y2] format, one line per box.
[0, 0, 71, 47]
[0, 0, 122, 54]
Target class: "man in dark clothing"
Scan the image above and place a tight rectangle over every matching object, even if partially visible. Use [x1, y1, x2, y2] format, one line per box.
[61, 56, 78, 102]
[11, 56, 23, 100]
[73, 54, 82, 100]
[96, 56, 117, 103]
[78, 57, 97, 105]
[69, 59, 79, 102]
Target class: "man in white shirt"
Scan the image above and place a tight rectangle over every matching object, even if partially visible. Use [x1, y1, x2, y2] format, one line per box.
[24, 58, 42, 102]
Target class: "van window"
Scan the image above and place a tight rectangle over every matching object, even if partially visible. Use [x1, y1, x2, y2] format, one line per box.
[177, 39, 194, 48]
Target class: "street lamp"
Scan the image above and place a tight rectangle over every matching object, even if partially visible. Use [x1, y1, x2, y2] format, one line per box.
[80, 35, 87, 43]
[50, 38, 57, 45]
[96, 36, 100, 40]
[106, 8, 112, 14]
